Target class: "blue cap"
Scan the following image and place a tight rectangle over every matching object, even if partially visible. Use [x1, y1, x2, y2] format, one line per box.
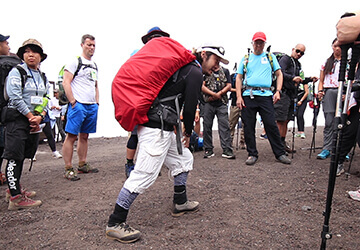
[0, 34, 10, 42]
[141, 26, 169, 44]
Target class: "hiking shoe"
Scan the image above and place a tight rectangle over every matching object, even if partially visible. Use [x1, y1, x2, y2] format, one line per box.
[8, 194, 42, 211]
[260, 134, 268, 140]
[300, 133, 306, 139]
[78, 163, 99, 173]
[348, 189, 360, 202]
[0, 172, 6, 185]
[64, 168, 80, 181]
[222, 149, 235, 159]
[240, 142, 246, 150]
[317, 149, 330, 160]
[5, 187, 36, 202]
[245, 156, 258, 165]
[125, 163, 135, 178]
[277, 154, 292, 164]
[204, 150, 215, 158]
[106, 222, 141, 243]
[336, 163, 345, 177]
[345, 153, 350, 162]
[52, 151, 62, 159]
[172, 200, 199, 217]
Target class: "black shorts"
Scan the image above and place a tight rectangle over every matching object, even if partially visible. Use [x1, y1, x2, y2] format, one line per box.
[2, 115, 39, 161]
[274, 93, 294, 121]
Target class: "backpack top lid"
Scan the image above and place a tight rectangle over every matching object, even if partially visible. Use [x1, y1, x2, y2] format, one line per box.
[112, 36, 196, 131]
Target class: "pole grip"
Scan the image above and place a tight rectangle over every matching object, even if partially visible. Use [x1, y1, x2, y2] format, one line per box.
[339, 44, 350, 82]
[348, 43, 360, 80]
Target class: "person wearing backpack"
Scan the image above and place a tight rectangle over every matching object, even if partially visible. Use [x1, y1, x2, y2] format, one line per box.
[0, 34, 11, 185]
[62, 34, 99, 181]
[106, 43, 228, 243]
[202, 65, 235, 159]
[3, 38, 49, 210]
[274, 44, 318, 153]
[235, 32, 291, 166]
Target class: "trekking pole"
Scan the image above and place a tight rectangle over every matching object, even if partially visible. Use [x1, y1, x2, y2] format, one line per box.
[291, 85, 298, 159]
[236, 118, 240, 150]
[320, 34, 360, 249]
[309, 84, 321, 158]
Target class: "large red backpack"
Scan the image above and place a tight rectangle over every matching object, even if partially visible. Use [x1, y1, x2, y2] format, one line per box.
[112, 37, 196, 131]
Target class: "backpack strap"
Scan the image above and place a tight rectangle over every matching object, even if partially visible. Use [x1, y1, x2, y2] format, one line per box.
[15, 65, 28, 89]
[73, 57, 98, 79]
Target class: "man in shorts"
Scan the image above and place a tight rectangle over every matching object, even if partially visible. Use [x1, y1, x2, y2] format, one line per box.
[62, 34, 99, 181]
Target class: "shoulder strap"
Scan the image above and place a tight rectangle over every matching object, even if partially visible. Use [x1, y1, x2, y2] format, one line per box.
[73, 57, 82, 78]
[265, 52, 274, 72]
[15, 65, 28, 89]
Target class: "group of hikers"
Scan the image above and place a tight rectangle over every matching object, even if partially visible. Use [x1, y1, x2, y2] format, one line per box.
[0, 10, 359, 244]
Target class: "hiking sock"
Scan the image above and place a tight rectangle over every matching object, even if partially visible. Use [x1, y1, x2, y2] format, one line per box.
[65, 165, 73, 170]
[126, 159, 134, 165]
[78, 161, 86, 167]
[108, 203, 129, 226]
[6, 159, 23, 197]
[174, 185, 187, 205]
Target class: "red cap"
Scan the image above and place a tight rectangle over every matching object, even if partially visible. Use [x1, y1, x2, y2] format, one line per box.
[252, 32, 266, 42]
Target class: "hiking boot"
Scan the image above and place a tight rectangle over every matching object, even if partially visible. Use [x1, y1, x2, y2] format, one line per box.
[106, 222, 141, 243]
[0, 172, 6, 185]
[5, 187, 36, 202]
[64, 168, 80, 181]
[125, 163, 135, 178]
[245, 156, 258, 165]
[260, 134, 268, 140]
[8, 194, 42, 211]
[317, 149, 330, 160]
[336, 163, 345, 177]
[222, 149, 235, 159]
[204, 150, 215, 158]
[78, 163, 99, 173]
[277, 154, 292, 164]
[52, 151, 62, 159]
[348, 189, 360, 202]
[172, 200, 200, 217]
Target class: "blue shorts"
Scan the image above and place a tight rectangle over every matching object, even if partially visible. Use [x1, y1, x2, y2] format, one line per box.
[65, 102, 98, 135]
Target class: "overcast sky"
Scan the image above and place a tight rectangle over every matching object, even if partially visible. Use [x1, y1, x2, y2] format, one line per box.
[2, 0, 359, 137]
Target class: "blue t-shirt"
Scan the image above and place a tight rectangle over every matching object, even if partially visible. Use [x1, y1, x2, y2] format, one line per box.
[237, 52, 280, 97]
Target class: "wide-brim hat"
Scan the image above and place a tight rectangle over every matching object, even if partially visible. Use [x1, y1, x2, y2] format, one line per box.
[16, 38, 47, 62]
[196, 45, 229, 65]
[141, 26, 170, 44]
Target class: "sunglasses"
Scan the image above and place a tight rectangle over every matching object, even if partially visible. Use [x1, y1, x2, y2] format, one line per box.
[202, 46, 225, 56]
[295, 49, 305, 56]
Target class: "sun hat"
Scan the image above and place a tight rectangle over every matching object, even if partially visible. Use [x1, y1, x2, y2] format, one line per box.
[0, 34, 10, 42]
[16, 38, 47, 62]
[252, 32, 267, 42]
[196, 45, 229, 65]
[141, 26, 170, 44]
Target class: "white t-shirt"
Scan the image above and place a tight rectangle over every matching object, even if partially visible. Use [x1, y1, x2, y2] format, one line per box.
[65, 56, 98, 104]
[49, 96, 62, 117]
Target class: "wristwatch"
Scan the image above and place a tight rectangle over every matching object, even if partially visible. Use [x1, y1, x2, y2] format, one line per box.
[39, 114, 45, 120]
[276, 89, 282, 94]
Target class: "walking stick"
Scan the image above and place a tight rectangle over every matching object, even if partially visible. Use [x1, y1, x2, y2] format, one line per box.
[309, 84, 321, 158]
[320, 33, 360, 249]
[291, 85, 298, 159]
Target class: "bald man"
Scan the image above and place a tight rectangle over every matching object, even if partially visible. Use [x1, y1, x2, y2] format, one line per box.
[274, 44, 317, 153]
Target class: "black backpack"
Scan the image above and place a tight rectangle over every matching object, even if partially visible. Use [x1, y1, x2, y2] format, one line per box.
[0, 56, 27, 110]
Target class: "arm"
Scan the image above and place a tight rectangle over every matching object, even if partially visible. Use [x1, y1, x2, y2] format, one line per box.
[63, 70, 76, 107]
[235, 73, 244, 109]
[298, 83, 309, 106]
[95, 80, 99, 104]
[318, 70, 325, 100]
[273, 69, 283, 104]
